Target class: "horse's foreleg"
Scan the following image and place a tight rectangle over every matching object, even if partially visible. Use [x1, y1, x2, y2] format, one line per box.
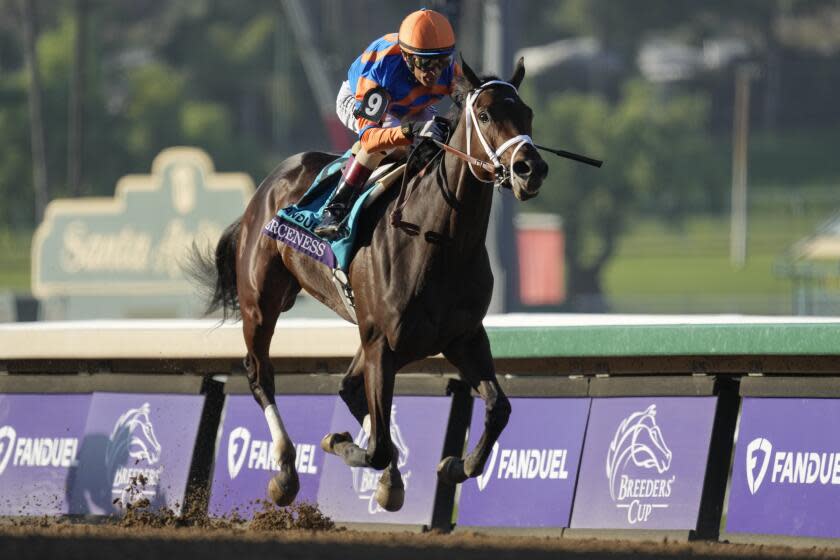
[339, 347, 368, 425]
[360, 338, 396, 470]
[439, 327, 511, 485]
[321, 339, 394, 469]
[321, 338, 403, 510]
[242, 303, 299, 506]
[362, 339, 404, 511]
[320, 346, 368, 466]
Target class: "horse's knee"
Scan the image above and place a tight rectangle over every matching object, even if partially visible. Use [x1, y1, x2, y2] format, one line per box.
[478, 380, 511, 432]
[339, 376, 368, 424]
[487, 393, 511, 433]
[244, 355, 275, 408]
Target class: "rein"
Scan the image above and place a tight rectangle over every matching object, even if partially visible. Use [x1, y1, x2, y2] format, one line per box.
[441, 80, 606, 176]
[388, 80, 531, 230]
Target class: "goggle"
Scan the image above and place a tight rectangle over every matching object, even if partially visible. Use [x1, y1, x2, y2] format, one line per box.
[406, 53, 452, 73]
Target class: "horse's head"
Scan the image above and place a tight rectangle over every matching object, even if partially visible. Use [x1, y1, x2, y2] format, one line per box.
[453, 57, 548, 201]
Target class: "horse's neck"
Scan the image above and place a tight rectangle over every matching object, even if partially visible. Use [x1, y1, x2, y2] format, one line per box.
[414, 124, 494, 252]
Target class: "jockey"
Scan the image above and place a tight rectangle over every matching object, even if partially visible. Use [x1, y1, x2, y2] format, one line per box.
[315, 8, 462, 240]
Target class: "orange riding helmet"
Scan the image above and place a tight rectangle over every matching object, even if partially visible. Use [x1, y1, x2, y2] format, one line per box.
[398, 8, 456, 56]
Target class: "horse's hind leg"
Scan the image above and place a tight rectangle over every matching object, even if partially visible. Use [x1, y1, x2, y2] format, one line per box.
[240, 253, 302, 506]
[438, 327, 511, 485]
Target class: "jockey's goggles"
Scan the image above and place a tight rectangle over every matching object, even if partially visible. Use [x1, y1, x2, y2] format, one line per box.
[405, 53, 452, 73]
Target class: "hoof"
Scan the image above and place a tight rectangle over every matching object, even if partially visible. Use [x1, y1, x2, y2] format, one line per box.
[375, 482, 405, 512]
[437, 456, 468, 485]
[375, 468, 405, 512]
[267, 466, 300, 507]
[320, 431, 352, 454]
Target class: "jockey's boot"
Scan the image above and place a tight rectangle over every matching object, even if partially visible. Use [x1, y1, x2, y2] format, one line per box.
[315, 156, 373, 240]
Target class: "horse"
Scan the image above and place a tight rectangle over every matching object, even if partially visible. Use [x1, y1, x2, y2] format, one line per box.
[189, 58, 548, 512]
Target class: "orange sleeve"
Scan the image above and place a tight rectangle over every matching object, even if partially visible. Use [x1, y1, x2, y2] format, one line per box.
[360, 126, 412, 153]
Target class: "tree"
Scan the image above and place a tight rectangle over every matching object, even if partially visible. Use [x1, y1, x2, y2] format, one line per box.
[526, 81, 723, 310]
[18, 0, 49, 222]
[67, 0, 85, 196]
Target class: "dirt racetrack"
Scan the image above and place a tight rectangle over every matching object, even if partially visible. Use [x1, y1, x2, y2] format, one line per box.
[0, 495, 835, 560]
[3, 521, 840, 560]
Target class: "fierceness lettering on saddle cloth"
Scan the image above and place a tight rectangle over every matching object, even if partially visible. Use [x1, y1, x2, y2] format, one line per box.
[262, 150, 376, 271]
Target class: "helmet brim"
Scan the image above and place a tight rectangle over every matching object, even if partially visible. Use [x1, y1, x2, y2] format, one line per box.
[399, 41, 455, 57]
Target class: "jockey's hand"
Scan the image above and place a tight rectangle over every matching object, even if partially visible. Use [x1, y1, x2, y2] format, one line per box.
[401, 119, 448, 144]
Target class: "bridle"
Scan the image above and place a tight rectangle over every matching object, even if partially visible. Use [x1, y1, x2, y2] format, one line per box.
[390, 80, 536, 229]
[463, 80, 534, 188]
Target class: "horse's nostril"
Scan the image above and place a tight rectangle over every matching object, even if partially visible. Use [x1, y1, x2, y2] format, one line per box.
[513, 160, 531, 178]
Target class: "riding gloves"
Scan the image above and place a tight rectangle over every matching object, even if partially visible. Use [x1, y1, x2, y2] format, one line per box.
[401, 118, 448, 144]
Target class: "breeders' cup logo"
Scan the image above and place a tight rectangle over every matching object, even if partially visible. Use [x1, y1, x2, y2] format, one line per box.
[106, 403, 164, 503]
[606, 405, 674, 524]
[351, 406, 411, 514]
[746, 437, 772, 495]
[0, 426, 15, 475]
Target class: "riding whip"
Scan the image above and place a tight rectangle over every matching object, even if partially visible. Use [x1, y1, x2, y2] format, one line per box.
[534, 144, 603, 168]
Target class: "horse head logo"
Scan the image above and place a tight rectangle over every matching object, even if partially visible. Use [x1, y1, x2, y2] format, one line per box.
[106, 403, 163, 474]
[606, 405, 672, 500]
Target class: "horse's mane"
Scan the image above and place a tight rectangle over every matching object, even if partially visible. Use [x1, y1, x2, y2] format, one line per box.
[423, 73, 503, 175]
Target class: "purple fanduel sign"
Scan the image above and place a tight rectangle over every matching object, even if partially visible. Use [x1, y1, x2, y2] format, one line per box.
[457, 397, 590, 528]
[727, 397, 840, 539]
[0, 394, 91, 515]
[571, 397, 717, 530]
[208, 395, 335, 516]
[316, 396, 451, 525]
[66, 393, 204, 516]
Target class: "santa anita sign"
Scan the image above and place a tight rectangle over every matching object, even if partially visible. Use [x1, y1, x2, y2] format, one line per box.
[32, 147, 253, 318]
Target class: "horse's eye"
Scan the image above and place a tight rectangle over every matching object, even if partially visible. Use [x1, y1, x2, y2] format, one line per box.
[478, 112, 490, 123]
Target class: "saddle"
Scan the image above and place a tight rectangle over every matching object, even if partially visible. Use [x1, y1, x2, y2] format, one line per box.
[262, 146, 405, 270]
[261, 140, 441, 321]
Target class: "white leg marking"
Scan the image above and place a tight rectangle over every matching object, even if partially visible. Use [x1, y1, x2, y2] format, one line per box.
[363, 414, 371, 437]
[265, 405, 292, 465]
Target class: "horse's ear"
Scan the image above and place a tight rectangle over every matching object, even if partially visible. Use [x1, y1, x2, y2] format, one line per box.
[459, 53, 482, 89]
[451, 76, 469, 107]
[510, 57, 525, 89]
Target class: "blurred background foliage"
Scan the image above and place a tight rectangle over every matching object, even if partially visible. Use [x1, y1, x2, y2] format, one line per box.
[1, 0, 840, 312]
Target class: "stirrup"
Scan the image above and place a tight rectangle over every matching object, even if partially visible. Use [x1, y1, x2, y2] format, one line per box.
[315, 206, 349, 239]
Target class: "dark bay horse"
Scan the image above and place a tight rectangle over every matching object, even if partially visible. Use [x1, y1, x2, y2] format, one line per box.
[191, 59, 548, 511]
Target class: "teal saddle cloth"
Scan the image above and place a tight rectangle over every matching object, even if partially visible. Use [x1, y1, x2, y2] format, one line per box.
[262, 150, 377, 271]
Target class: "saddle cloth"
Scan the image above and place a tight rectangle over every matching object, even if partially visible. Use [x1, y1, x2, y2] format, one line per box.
[262, 150, 404, 271]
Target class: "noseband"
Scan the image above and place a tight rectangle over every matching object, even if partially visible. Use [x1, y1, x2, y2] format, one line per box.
[464, 80, 534, 187]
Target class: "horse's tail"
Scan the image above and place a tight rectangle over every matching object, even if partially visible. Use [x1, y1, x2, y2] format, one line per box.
[184, 218, 242, 320]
